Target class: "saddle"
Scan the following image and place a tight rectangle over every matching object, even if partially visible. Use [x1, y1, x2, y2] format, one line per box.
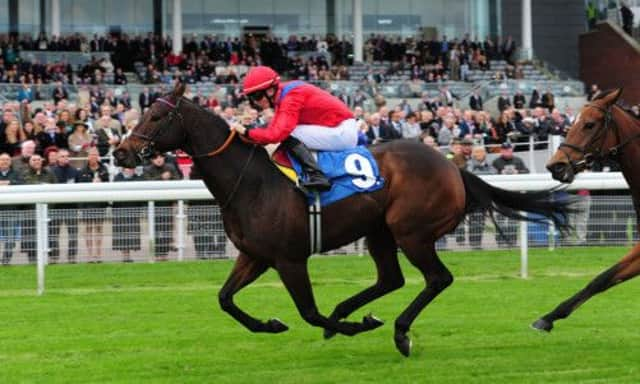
[271, 145, 384, 207]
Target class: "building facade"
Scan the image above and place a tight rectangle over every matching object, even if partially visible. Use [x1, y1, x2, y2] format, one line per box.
[6, 0, 502, 41]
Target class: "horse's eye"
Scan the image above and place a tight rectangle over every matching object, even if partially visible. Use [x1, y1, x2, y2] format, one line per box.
[584, 122, 595, 130]
[150, 114, 161, 122]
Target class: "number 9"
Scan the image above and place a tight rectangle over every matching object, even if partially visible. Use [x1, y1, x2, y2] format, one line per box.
[344, 153, 376, 189]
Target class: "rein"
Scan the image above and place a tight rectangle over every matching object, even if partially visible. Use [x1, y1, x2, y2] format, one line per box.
[132, 95, 258, 209]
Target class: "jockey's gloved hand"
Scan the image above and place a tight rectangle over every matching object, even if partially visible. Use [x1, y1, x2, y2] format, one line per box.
[231, 123, 251, 136]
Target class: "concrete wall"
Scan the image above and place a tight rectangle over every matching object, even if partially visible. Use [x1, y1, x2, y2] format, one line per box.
[501, 0, 585, 78]
[580, 21, 640, 105]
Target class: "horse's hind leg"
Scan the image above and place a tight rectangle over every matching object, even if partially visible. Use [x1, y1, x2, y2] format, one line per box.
[394, 240, 453, 357]
[324, 226, 404, 339]
[276, 258, 385, 336]
[218, 252, 288, 333]
[532, 242, 640, 332]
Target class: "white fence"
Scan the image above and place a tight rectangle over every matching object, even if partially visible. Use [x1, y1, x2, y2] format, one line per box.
[0, 173, 632, 294]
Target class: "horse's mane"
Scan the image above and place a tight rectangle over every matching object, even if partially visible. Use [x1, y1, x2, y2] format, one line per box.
[179, 96, 231, 128]
[611, 102, 640, 121]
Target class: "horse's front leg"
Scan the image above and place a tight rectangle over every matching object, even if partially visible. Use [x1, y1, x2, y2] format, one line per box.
[218, 252, 288, 333]
[532, 242, 640, 332]
[276, 258, 384, 336]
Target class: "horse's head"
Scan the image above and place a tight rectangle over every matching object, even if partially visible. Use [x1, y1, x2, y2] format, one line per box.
[114, 82, 188, 168]
[546, 88, 623, 183]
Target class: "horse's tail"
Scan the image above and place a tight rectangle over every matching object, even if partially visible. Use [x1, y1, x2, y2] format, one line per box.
[460, 169, 574, 233]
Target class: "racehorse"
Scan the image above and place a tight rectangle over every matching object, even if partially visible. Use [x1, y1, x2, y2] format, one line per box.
[114, 83, 572, 356]
[533, 88, 640, 332]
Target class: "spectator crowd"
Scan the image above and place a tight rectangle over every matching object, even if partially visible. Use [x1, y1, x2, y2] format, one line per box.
[0, 31, 522, 88]
[1, 27, 637, 263]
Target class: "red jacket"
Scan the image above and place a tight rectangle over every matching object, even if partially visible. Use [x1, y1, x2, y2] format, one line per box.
[247, 81, 354, 144]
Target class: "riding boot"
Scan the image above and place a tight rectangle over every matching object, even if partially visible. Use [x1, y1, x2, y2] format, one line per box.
[282, 137, 332, 191]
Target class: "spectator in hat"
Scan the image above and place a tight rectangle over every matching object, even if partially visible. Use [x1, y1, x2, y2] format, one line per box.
[0, 152, 24, 265]
[21, 154, 56, 263]
[446, 137, 467, 170]
[187, 165, 227, 259]
[144, 152, 182, 261]
[492, 142, 529, 175]
[460, 137, 474, 162]
[76, 147, 110, 263]
[466, 145, 497, 249]
[49, 148, 80, 263]
[112, 166, 144, 263]
[451, 137, 475, 246]
[492, 142, 529, 247]
[67, 121, 94, 168]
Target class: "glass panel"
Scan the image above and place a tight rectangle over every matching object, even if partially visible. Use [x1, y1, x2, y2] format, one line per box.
[104, 0, 153, 35]
[61, 0, 105, 34]
[166, 0, 325, 38]
[334, 0, 490, 39]
[0, 0, 8, 34]
[18, 0, 40, 37]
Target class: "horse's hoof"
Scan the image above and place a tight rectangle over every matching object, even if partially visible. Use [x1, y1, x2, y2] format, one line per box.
[394, 332, 412, 357]
[266, 318, 289, 333]
[323, 328, 337, 340]
[363, 314, 384, 330]
[531, 318, 553, 333]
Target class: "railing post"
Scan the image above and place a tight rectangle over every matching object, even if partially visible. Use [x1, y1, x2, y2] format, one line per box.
[528, 135, 536, 173]
[548, 221, 556, 251]
[36, 203, 49, 295]
[176, 200, 185, 261]
[520, 218, 528, 279]
[148, 201, 155, 262]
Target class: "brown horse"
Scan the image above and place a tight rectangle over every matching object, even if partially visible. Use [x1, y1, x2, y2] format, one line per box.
[114, 83, 572, 356]
[534, 88, 640, 332]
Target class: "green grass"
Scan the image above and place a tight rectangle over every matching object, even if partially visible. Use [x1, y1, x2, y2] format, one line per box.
[2, 247, 640, 383]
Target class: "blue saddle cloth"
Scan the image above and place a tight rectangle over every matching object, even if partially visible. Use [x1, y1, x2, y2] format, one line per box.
[288, 145, 385, 206]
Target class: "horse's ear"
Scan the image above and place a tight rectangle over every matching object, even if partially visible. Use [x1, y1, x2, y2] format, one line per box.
[173, 82, 186, 98]
[601, 88, 623, 106]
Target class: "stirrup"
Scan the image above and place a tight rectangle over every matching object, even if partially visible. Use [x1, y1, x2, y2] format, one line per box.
[302, 176, 332, 191]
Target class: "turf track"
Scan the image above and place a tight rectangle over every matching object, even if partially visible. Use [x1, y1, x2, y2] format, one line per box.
[1, 247, 639, 383]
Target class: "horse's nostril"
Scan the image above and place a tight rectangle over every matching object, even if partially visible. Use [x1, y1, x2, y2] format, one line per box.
[547, 162, 566, 175]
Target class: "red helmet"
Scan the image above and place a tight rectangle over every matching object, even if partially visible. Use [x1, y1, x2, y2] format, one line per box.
[243, 66, 280, 95]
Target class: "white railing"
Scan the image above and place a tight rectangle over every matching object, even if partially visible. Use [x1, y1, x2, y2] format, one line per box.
[0, 173, 630, 294]
[0, 173, 628, 205]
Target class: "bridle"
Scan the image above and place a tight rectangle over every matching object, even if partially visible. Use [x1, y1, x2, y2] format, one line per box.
[130, 97, 186, 161]
[131, 96, 253, 160]
[130, 95, 257, 209]
[558, 103, 640, 173]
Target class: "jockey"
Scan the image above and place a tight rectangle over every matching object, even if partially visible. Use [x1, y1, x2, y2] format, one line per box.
[232, 66, 358, 191]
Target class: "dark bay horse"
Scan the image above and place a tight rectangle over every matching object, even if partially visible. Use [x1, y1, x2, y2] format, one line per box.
[534, 88, 640, 332]
[115, 83, 572, 356]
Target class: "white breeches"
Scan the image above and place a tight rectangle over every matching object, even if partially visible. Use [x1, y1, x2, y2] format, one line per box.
[290, 118, 358, 151]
